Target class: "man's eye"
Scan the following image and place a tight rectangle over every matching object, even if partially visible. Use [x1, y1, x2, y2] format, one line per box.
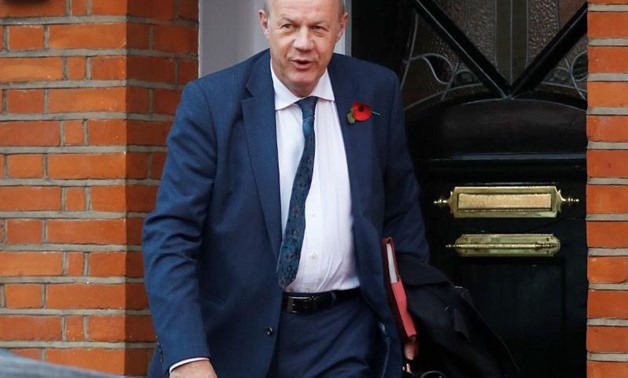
[280, 24, 293, 29]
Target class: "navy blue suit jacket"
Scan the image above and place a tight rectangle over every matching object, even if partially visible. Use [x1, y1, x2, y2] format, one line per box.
[142, 50, 429, 378]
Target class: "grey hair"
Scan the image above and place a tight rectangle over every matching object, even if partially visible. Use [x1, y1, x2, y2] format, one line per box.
[263, 0, 346, 17]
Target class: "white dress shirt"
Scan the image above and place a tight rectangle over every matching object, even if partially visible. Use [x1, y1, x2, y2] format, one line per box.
[272, 66, 359, 293]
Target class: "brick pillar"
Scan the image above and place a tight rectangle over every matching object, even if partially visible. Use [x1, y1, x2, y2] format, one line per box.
[0, 0, 198, 375]
[587, 2, 628, 378]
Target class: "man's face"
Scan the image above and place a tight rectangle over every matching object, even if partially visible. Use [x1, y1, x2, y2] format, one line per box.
[259, 0, 348, 97]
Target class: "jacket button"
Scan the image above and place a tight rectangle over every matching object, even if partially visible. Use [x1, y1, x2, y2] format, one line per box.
[157, 343, 164, 362]
[265, 327, 274, 336]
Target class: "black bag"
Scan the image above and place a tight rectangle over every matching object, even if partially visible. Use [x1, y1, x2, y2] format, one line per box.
[397, 255, 519, 378]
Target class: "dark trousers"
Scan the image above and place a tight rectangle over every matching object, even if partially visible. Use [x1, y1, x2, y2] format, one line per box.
[268, 296, 381, 378]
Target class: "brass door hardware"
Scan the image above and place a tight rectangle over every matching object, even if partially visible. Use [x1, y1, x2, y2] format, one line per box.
[446, 234, 561, 257]
[434, 186, 579, 218]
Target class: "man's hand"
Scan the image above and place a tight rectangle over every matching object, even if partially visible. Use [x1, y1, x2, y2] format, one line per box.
[404, 335, 418, 361]
[170, 360, 217, 378]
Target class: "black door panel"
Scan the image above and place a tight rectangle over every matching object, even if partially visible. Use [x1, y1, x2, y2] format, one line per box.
[353, 1, 588, 376]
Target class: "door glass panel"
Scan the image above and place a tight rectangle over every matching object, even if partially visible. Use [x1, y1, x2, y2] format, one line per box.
[559, 0, 588, 24]
[540, 36, 588, 99]
[401, 0, 587, 111]
[528, 1, 561, 71]
[433, 0, 496, 65]
[400, 13, 488, 109]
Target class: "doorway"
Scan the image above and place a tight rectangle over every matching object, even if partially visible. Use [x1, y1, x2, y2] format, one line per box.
[353, 1, 588, 377]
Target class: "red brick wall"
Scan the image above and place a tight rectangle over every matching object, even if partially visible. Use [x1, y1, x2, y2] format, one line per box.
[2, 1, 628, 377]
[0, 0, 198, 375]
[587, 1, 628, 377]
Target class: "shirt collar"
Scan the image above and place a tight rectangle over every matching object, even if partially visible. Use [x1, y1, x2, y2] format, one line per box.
[270, 63, 335, 111]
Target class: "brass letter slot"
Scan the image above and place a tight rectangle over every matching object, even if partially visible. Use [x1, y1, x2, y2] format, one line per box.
[447, 234, 561, 257]
[434, 186, 579, 218]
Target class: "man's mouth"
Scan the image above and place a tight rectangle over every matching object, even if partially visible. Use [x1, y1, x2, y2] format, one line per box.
[291, 59, 314, 69]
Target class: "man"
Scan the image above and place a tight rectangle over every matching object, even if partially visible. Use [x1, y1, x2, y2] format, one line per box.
[142, 0, 429, 377]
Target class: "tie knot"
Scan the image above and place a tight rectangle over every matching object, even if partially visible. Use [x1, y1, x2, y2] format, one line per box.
[296, 96, 318, 118]
[296, 96, 317, 136]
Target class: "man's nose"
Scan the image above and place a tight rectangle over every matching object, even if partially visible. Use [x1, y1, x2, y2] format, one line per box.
[293, 28, 313, 50]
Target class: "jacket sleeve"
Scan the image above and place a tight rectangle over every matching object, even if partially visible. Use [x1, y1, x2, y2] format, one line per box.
[382, 73, 430, 262]
[142, 80, 216, 372]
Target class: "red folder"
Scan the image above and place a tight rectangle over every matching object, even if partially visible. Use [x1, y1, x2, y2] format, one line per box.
[381, 237, 418, 360]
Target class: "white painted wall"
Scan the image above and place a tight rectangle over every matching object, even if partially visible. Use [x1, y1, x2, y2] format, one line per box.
[199, 0, 352, 76]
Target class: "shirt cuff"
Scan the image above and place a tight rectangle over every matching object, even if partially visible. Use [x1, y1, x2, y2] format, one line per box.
[169, 357, 210, 373]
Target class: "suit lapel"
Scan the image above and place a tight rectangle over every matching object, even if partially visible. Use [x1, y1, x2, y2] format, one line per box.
[240, 54, 376, 257]
[242, 52, 282, 256]
[328, 56, 374, 217]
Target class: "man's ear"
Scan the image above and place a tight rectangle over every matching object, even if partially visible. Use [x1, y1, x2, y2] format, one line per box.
[259, 10, 269, 39]
[336, 12, 349, 42]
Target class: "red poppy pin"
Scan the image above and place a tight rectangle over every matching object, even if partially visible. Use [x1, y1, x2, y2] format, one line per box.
[346, 101, 380, 124]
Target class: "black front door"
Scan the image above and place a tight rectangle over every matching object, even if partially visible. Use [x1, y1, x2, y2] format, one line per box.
[353, 1, 588, 377]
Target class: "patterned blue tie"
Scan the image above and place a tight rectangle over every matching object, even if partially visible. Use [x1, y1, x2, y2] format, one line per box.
[276, 96, 318, 289]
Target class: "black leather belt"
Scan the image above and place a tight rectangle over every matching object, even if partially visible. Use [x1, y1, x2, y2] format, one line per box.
[283, 288, 361, 314]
